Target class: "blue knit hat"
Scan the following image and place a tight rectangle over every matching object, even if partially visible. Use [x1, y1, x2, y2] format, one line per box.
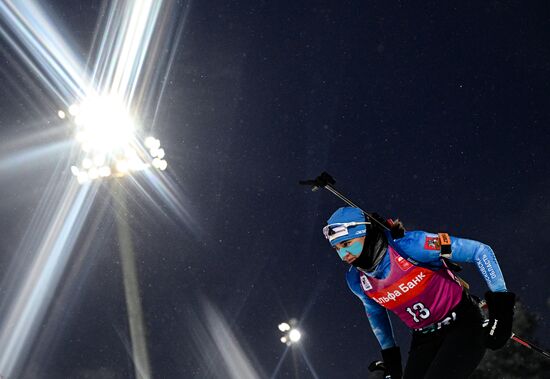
[324, 207, 369, 246]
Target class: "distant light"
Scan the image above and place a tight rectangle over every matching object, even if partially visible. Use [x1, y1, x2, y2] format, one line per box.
[76, 132, 86, 142]
[116, 159, 129, 174]
[82, 158, 93, 169]
[88, 167, 99, 180]
[278, 320, 302, 346]
[145, 136, 160, 150]
[58, 110, 66, 119]
[278, 323, 291, 332]
[76, 172, 89, 184]
[149, 146, 166, 159]
[81, 142, 91, 153]
[158, 159, 167, 171]
[93, 154, 105, 167]
[68, 104, 79, 116]
[70, 166, 79, 176]
[289, 329, 301, 343]
[72, 96, 135, 152]
[98, 166, 112, 177]
[144, 136, 155, 148]
[128, 156, 146, 171]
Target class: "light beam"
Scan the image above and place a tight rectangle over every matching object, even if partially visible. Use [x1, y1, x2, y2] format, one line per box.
[0, 1, 188, 378]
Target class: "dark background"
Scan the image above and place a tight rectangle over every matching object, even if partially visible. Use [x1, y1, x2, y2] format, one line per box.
[0, 1, 549, 378]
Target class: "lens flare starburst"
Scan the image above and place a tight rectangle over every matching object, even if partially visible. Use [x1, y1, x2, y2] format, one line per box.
[0, 1, 189, 377]
[61, 95, 168, 183]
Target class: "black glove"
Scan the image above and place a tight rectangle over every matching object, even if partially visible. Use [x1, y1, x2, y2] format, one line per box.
[484, 291, 516, 350]
[381, 346, 402, 378]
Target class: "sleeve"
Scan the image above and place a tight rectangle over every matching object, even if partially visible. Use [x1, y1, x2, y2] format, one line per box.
[346, 268, 397, 349]
[394, 231, 507, 292]
[447, 236, 508, 292]
[393, 231, 444, 264]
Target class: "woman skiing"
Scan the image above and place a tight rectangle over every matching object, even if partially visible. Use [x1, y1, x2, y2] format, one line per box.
[324, 206, 515, 379]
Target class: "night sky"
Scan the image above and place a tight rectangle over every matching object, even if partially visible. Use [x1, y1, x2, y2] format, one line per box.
[0, 1, 549, 378]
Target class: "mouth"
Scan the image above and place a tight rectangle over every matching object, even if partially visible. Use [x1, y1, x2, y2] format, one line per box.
[344, 254, 357, 264]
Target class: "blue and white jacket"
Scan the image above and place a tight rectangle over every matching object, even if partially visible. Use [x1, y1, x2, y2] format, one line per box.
[346, 231, 507, 349]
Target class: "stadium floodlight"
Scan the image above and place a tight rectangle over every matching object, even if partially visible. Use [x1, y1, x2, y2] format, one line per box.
[278, 322, 291, 332]
[60, 94, 168, 183]
[288, 329, 301, 343]
[278, 319, 302, 346]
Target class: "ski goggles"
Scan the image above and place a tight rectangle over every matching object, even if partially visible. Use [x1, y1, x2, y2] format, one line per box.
[323, 221, 370, 244]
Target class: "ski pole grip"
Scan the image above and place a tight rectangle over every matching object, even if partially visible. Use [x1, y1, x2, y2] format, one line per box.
[299, 172, 336, 191]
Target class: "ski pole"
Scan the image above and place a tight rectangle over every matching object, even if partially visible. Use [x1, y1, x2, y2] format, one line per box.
[511, 334, 550, 359]
[299, 172, 390, 231]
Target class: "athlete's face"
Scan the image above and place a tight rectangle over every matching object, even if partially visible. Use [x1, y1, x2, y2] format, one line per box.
[334, 236, 366, 264]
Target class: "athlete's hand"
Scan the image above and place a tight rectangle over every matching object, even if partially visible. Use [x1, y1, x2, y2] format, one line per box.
[380, 346, 402, 378]
[484, 291, 516, 350]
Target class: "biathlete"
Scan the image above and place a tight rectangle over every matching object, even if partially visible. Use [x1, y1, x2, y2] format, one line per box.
[324, 207, 515, 378]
